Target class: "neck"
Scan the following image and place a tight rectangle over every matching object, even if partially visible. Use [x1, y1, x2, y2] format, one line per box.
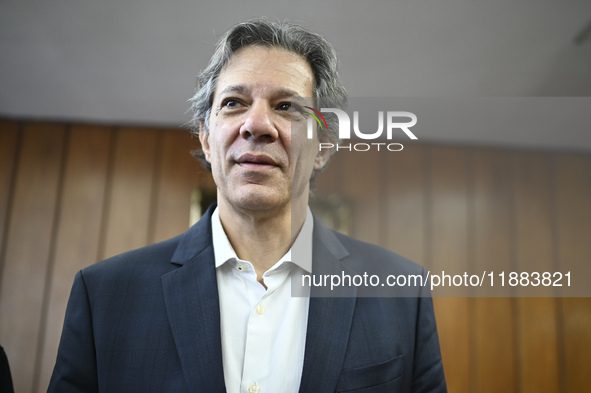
[217, 195, 308, 280]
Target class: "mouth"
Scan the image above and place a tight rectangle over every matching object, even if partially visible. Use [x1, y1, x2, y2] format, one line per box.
[235, 153, 280, 170]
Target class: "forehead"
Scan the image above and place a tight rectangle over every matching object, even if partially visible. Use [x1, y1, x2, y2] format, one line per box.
[213, 46, 315, 100]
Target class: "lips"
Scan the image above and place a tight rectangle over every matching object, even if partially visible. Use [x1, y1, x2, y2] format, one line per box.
[235, 153, 280, 169]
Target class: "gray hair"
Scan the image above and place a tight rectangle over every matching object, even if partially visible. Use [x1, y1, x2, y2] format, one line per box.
[188, 18, 347, 184]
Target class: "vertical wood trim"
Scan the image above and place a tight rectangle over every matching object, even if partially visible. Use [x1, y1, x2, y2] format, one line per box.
[0, 120, 22, 297]
[427, 145, 471, 393]
[553, 153, 591, 292]
[151, 130, 202, 243]
[560, 298, 591, 392]
[315, 145, 343, 194]
[101, 127, 158, 259]
[508, 166, 521, 393]
[423, 145, 433, 272]
[313, 149, 347, 238]
[554, 154, 591, 392]
[549, 154, 567, 393]
[512, 152, 560, 393]
[470, 148, 517, 393]
[467, 148, 478, 393]
[427, 146, 470, 285]
[341, 148, 381, 244]
[384, 144, 426, 264]
[95, 127, 118, 262]
[35, 125, 113, 393]
[0, 123, 66, 393]
[31, 126, 70, 393]
[146, 131, 165, 245]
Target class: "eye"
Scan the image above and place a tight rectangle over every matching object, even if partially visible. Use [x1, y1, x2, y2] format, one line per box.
[221, 98, 244, 109]
[276, 102, 292, 111]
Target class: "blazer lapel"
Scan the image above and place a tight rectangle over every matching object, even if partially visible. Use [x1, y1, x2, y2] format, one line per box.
[299, 220, 357, 393]
[160, 209, 357, 392]
[161, 206, 226, 392]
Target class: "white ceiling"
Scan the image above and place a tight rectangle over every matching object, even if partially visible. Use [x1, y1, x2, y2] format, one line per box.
[1, 0, 591, 150]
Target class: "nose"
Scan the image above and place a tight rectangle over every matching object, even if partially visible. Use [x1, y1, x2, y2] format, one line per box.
[239, 102, 279, 142]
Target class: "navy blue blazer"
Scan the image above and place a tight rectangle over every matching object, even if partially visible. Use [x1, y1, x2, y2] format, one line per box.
[48, 206, 446, 392]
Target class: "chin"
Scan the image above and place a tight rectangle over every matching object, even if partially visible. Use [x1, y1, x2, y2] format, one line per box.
[229, 187, 290, 212]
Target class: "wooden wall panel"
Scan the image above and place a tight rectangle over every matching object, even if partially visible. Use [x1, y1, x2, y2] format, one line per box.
[427, 146, 470, 276]
[0, 123, 66, 393]
[315, 148, 342, 193]
[100, 127, 158, 260]
[150, 130, 203, 243]
[36, 125, 113, 393]
[1, 118, 590, 392]
[427, 146, 471, 393]
[0, 120, 20, 283]
[513, 153, 560, 392]
[341, 148, 382, 244]
[553, 154, 591, 292]
[560, 298, 591, 392]
[384, 144, 426, 264]
[471, 148, 517, 393]
[314, 149, 346, 235]
[554, 154, 591, 391]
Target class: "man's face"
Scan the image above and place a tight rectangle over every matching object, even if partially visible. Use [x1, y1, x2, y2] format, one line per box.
[200, 46, 330, 214]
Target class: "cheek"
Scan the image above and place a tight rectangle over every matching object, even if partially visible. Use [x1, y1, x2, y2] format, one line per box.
[208, 126, 234, 161]
[292, 142, 320, 175]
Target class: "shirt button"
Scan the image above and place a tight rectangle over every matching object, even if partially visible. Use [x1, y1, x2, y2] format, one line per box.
[236, 264, 245, 271]
[255, 304, 266, 314]
[248, 383, 260, 393]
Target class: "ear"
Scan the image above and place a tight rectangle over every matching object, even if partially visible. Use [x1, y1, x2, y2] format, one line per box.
[198, 120, 211, 162]
[313, 135, 334, 171]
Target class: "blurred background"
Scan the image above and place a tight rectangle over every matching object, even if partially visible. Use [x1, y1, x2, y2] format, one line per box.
[1, 1, 590, 392]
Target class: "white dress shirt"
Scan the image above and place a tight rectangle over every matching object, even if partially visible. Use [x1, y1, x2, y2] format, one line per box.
[212, 207, 313, 393]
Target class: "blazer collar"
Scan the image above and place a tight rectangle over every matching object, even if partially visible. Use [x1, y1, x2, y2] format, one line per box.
[169, 204, 216, 266]
[298, 217, 358, 393]
[162, 204, 226, 391]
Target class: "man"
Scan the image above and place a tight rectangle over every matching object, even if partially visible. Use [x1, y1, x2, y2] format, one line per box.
[49, 19, 446, 392]
[0, 345, 15, 393]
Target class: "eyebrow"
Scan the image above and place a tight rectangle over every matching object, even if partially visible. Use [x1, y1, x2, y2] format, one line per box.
[218, 85, 248, 96]
[217, 84, 305, 99]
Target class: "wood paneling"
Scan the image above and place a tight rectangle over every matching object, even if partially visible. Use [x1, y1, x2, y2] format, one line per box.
[0, 123, 66, 393]
[341, 148, 382, 244]
[384, 144, 426, 264]
[513, 153, 560, 393]
[100, 127, 159, 259]
[0, 120, 20, 284]
[150, 130, 202, 243]
[0, 119, 590, 393]
[35, 125, 113, 393]
[561, 298, 591, 392]
[427, 146, 471, 392]
[427, 146, 470, 276]
[471, 148, 517, 393]
[554, 154, 591, 391]
[315, 145, 343, 194]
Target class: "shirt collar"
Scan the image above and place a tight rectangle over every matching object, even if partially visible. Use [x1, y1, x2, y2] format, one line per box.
[211, 206, 313, 273]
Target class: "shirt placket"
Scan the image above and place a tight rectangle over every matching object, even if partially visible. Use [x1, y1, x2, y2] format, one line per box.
[239, 268, 287, 393]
